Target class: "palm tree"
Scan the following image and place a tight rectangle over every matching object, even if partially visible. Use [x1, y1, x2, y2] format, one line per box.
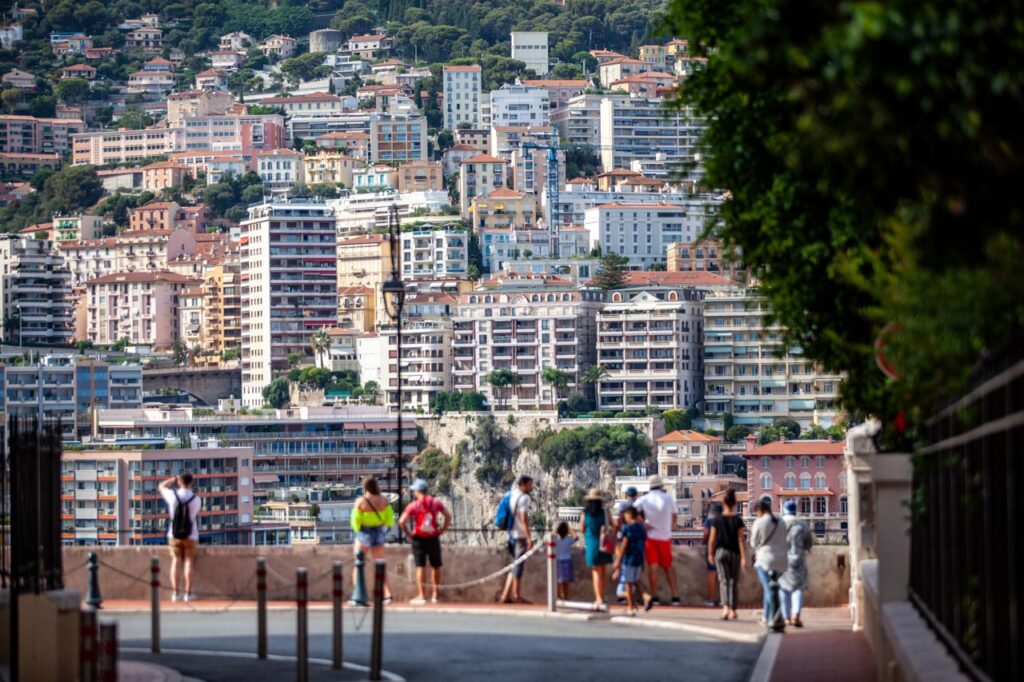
[541, 366, 571, 404]
[363, 380, 380, 405]
[583, 364, 609, 386]
[310, 329, 331, 369]
[487, 368, 514, 409]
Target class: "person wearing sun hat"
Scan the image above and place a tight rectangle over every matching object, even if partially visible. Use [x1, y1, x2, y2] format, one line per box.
[634, 475, 680, 606]
[579, 488, 614, 607]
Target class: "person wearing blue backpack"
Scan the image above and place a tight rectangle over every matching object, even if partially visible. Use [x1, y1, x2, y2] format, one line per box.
[498, 475, 534, 604]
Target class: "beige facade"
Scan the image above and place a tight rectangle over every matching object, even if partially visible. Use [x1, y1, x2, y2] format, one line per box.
[336, 234, 391, 326]
[303, 152, 359, 188]
[666, 238, 745, 282]
[396, 160, 443, 192]
[58, 229, 198, 287]
[141, 161, 192, 191]
[84, 271, 197, 349]
[469, 187, 537, 231]
[458, 154, 507, 216]
[166, 90, 235, 127]
[382, 319, 453, 410]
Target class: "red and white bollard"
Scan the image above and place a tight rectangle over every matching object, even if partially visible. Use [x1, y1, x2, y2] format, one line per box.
[97, 621, 118, 682]
[80, 608, 98, 682]
[547, 532, 557, 612]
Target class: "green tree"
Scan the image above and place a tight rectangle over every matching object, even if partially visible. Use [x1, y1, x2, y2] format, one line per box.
[663, 406, 699, 433]
[541, 366, 571, 402]
[486, 368, 515, 409]
[114, 109, 153, 130]
[592, 253, 629, 290]
[725, 424, 752, 444]
[42, 165, 103, 215]
[1, 88, 21, 114]
[310, 329, 331, 368]
[76, 340, 93, 355]
[362, 380, 380, 404]
[279, 52, 326, 84]
[172, 339, 188, 366]
[263, 377, 290, 408]
[55, 78, 91, 104]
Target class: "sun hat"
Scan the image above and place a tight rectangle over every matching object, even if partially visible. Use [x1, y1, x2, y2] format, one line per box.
[584, 488, 604, 501]
[648, 475, 665, 489]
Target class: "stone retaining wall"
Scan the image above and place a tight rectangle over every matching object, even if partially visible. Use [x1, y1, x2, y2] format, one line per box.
[64, 544, 850, 607]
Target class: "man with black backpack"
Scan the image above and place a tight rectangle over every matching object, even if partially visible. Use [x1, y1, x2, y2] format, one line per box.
[159, 473, 202, 603]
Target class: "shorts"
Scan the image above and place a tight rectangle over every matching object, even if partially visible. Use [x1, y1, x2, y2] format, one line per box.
[508, 538, 529, 579]
[169, 538, 197, 560]
[355, 526, 387, 548]
[412, 535, 443, 568]
[556, 558, 574, 584]
[645, 539, 673, 569]
[620, 564, 642, 585]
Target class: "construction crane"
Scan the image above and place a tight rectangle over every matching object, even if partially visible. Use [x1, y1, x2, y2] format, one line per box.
[520, 143, 562, 257]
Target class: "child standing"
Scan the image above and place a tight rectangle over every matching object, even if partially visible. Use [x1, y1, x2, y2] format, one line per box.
[612, 507, 653, 615]
[554, 521, 577, 600]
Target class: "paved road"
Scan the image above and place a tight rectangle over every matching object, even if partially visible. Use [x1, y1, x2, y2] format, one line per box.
[111, 609, 760, 681]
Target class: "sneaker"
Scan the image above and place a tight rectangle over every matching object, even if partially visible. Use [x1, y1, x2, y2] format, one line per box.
[649, 597, 661, 606]
[616, 597, 627, 605]
[409, 597, 427, 605]
[171, 592, 180, 603]
[671, 597, 682, 607]
[643, 594, 655, 612]
[184, 594, 197, 603]
[431, 596, 440, 604]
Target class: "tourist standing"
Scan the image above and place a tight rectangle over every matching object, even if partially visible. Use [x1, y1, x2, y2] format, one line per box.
[158, 473, 202, 602]
[350, 476, 394, 603]
[750, 497, 788, 628]
[613, 506, 653, 615]
[614, 486, 642, 529]
[707, 490, 747, 620]
[779, 499, 814, 627]
[398, 479, 452, 604]
[554, 521, 577, 600]
[499, 475, 534, 604]
[580, 488, 613, 607]
[702, 502, 723, 606]
[634, 476, 681, 605]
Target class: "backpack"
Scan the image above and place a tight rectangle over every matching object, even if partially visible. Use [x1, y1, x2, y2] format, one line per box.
[171, 490, 195, 540]
[413, 496, 441, 537]
[494, 491, 514, 531]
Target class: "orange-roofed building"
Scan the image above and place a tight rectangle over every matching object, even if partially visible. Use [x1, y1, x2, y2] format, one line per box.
[743, 438, 848, 529]
[458, 154, 508, 215]
[141, 162, 192, 192]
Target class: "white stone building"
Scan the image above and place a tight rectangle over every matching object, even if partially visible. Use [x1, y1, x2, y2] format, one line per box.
[400, 227, 468, 280]
[382, 320, 452, 411]
[489, 84, 550, 128]
[443, 65, 482, 131]
[510, 31, 549, 75]
[0, 236, 73, 345]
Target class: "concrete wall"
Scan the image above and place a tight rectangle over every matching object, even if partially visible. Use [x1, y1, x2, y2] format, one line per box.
[142, 367, 241, 404]
[64, 545, 850, 607]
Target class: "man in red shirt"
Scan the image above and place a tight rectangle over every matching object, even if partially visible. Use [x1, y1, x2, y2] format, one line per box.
[398, 479, 452, 604]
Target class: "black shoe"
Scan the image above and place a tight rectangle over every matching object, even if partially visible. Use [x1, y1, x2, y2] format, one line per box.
[643, 595, 655, 612]
[649, 597, 661, 606]
[616, 597, 627, 605]
[671, 597, 682, 606]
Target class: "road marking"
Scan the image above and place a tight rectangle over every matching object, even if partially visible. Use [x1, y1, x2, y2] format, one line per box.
[747, 632, 783, 682]
[607, 615, 766, 644]
[122, 646, 406, 681]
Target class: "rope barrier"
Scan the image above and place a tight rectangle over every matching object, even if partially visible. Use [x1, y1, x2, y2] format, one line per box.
[386, 540, 546, 591]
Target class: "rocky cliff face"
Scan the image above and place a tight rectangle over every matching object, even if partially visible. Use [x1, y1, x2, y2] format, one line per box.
[417, 414, 650, 545]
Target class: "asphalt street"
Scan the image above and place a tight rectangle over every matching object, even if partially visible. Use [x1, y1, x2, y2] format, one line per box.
[112, 609, 760, 681]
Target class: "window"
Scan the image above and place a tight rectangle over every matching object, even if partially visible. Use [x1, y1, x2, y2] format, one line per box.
[815, 473, 827, 490]
[799, 472, 811, 490]
[785, 456, 795, 469]
[759, 473, 772, 490]
[799, 496, 811, 515]
[784, 473, 796, 490]
[838, 472, 847, 490]
[815, 497, 828, 514]
[800, 456, 810, 468]
[840, 496, 848, 514]
[816, 456, 825, 468]
[760, 456, 771, 469]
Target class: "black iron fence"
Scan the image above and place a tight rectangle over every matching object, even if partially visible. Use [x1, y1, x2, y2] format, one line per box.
[910, 353, 1023, 682]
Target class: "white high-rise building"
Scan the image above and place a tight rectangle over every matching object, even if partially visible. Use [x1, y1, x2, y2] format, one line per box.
[598, 97, 705, 174]
[400, 227, 468, 279]
[0, 236, 73, 346]
[240, 200, 337, 406]
[584, 202, 707, 270]
[489, 84, 550, 128]
[511, 31, 549, 75]
[443, 65, 482, 131]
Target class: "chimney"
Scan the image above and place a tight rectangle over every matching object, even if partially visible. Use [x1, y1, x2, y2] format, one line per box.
[745, 434, 756, 451]
[778, 433, 786, 443]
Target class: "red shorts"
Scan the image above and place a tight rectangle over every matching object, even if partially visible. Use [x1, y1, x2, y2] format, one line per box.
[645, 539, 673, 569]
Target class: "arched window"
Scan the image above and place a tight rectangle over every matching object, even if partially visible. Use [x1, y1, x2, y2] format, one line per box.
[760, 473, 772, 491]
[815, 473, 827, 490]
[784, 473, 796, 490]
[785, 456, 795, 469]
[668, 291, 678, 301]
[611, 292, 622, 302]
[814, 497, 827, 514]
[799, 496, 811, 514]
[799, 472, 811, 490]
[840, 496, 848, 514]
[800, 456, 810, 468]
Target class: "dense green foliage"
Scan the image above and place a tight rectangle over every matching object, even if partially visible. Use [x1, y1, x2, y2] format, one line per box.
[0, 165, 103, 232]
[662, 406, 698, 433]
[464, 416, 515, 487]
[262, 377, 290, 408]
[414, 446, 459, 495]
[592, 253, 628, 290]
[430, 391, 488, 414]
[667, 0, 1024, 442]
[522, 424, 650, 470]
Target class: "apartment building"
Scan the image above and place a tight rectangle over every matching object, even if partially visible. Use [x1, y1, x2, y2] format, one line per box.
[0, 236, 73, 345]
[303, 151, 359, 187]
[381, 319, 452, 411]
[60, 447, 255, 546]
[336, 234, 389, 325]
[84, 271, 197, 349]
[703, 289, 843, 429]
[0, 115, 84, 155]
[201, 261, 242, 357]
[125, 69, 175, 95]
[219, 31, 256, 51]
[260, 34, 297, 59]
[72, 128, 182, 166]
[368, 113, 427, 163]
[452, 273, 602, 409]
[239, 200, 337, 406]
[443, 65, 482, 131]
[551, 93, 629, 149]
[180, 113, 286, 153]
[315, 131, 370, 158]
[396, 160, 443, 192]
[470, 188, 538, 231]
[598, 97, 705, 173]
[52, 214, 102, 242]
[58, 228, 198, 287]
[0, 356, 142, 437]
[510, 31, 549, 75]
[259, 93, 348, 117]
[141, 161, 192, 191]
[289, 112, 371, 145]
[124, 27, 162, 54]
[598, 57, 647, 88]
[638, 45, 669, 72]
[521, 79, 589, 109]
[583, 203, 697, 270]
[489, 84, 550, 127]
[195, 69, 229, 91]
[666, 238, 745, 282]
[327, 189, 451, 235]
[0, 152, 61, 177]
[92, 406, 416, 499]
[400, 227, 468, 280]
[254, 148, 305, 193]
[556, 179, 720, 228]
[595, 282, 704, 412]
[458, 154, 508, 215]
[166, 89, 235, 127]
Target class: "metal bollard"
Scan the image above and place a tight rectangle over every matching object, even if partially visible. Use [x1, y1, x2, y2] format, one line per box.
[97, 621, 118, 682]
[546, 532, 557, 612]
[332, 561, 343, 669]
[81, 608, 99, 682]
[296, 567, 308, 682]
[350, 549, 369, 606]
[86, 552, 104, 609]
[256, 557, 268, 660]
[556, 599, 609, 612]
[369, 560, 386, 681]
[150, 556, 160, 653]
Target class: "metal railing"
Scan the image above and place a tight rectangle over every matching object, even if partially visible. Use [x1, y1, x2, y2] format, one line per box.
[910, 352, 1024, 682]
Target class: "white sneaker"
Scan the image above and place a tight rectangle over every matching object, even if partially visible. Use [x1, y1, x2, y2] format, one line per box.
[409, 597, 427, 605]
[171, 592, 180, 602]
[184, 594, 197, 603]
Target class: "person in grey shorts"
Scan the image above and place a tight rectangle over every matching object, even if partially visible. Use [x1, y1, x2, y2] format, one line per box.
[707, 488, 747, 620]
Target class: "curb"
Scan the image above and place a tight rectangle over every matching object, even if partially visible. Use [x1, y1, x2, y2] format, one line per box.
[607, 615, 766, 644]
[747, 632, 783, 682]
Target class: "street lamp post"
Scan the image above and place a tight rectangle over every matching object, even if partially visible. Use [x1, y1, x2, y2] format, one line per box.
[381, 204, 407, 523]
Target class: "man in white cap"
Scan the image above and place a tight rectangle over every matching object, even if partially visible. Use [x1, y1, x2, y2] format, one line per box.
[634, 475, 680, 605]
[399, 478, 452, 604]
